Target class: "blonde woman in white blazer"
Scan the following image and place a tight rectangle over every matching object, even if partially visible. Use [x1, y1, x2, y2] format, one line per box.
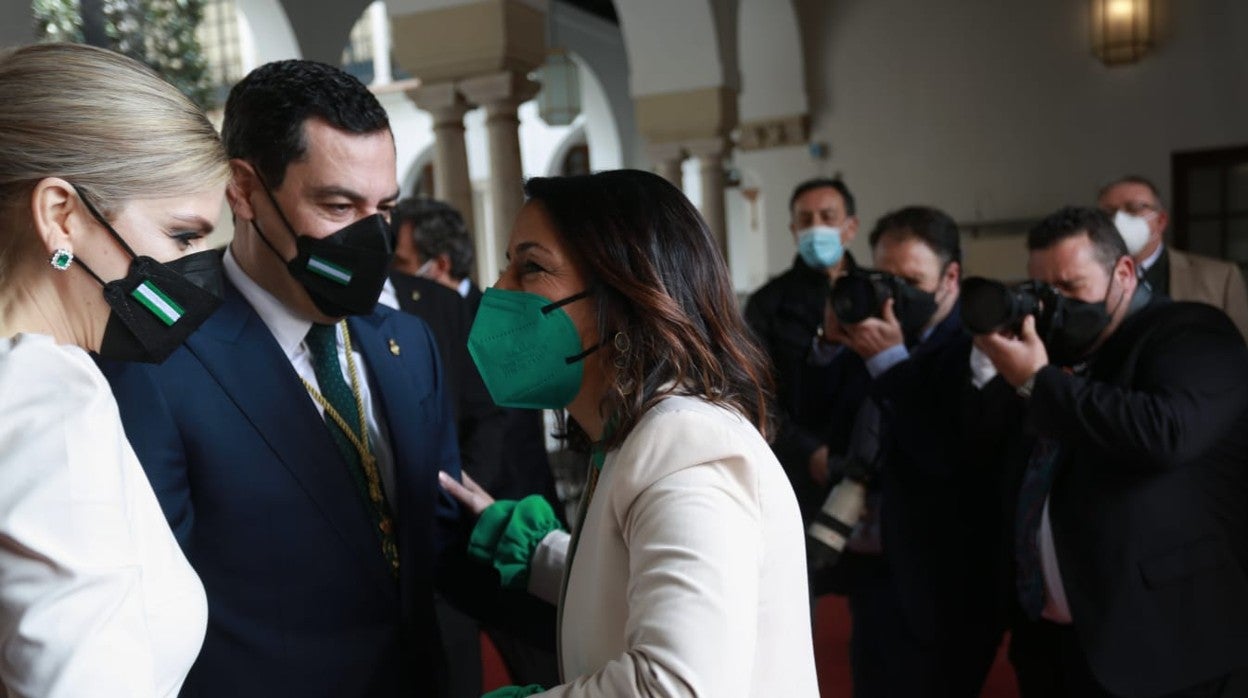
[0, 44, 229, 697]
[441, 170, 820, 697]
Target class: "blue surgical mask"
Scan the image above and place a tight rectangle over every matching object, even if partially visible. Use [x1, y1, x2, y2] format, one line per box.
[797, 226, 844, 269]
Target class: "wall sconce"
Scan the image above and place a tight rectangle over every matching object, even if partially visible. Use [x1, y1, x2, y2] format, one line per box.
[1091, 0, 1154, 66]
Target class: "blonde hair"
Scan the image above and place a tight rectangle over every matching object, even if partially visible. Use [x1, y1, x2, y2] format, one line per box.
[0, 43, 229, 290]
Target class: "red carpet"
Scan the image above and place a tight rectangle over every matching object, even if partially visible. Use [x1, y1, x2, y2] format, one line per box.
[482, 594, 1021, 696]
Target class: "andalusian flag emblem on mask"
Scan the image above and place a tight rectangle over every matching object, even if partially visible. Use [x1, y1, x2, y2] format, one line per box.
[307, 256, 353, 286]
[131, 280, 185, 326]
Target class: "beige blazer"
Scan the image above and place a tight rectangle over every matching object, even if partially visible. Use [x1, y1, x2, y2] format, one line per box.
[1168, 248, 1248, 341]
[528, 396, 819, 697]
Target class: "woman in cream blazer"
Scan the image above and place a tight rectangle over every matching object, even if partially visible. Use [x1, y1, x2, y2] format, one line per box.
[443, 169, 820, 697]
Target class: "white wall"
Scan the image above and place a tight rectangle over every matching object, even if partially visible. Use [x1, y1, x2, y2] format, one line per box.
[756, 0, 1248, 282]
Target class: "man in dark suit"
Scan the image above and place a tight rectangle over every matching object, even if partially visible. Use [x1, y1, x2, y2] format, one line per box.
[390, 198, 557, 506]
[388, 199, 560, 691]
[819, 207, 1005, 697]
[745, 178, 862, 521]
[99, 60, 549, 697]
[976, 206, 1248, 697]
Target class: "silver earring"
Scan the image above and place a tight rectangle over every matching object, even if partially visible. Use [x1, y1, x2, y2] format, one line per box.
[50, 249, 74, 271]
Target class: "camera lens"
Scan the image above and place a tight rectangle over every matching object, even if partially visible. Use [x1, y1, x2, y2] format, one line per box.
[961, 277, 1014, 334]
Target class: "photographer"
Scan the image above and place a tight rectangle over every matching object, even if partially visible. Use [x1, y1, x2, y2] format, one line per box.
[819, 206, 1005, 698]
[974, 207, 1248, 698]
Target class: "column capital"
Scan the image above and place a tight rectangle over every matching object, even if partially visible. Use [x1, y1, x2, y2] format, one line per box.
[407, 81, 472, 124]
[459, 70, 541, 112]
[646, 141, 687, 164]
[684, 137, 729, 160]
[390, 0, 546, 85]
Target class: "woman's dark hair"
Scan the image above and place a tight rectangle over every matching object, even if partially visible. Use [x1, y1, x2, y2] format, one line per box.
[523, 169, 775, 451]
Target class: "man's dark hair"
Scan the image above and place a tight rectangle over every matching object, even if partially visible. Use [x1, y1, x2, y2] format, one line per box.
[221, 59, 390, 188]
[1027, 206, 1127, 273]
[391, 197, 475, 280]
[788, 177, 856, 217]
[1098, 174, 1164, 207]
[869, 205, 962, 268]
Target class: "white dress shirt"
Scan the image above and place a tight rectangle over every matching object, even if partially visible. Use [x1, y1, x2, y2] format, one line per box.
[0, 334, 206, 697]
[223, 250, 399, 513]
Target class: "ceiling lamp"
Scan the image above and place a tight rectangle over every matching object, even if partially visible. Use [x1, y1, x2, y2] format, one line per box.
[1091, 0, 1154, 66]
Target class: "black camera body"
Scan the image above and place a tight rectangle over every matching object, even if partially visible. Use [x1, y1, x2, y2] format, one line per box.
[960, 277, 1061, 336]
[830, 269, 910, 324]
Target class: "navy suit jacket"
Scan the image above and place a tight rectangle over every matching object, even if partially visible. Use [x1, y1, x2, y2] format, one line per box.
[99, 280, 546, 697]
[818, 308, 1007, 655]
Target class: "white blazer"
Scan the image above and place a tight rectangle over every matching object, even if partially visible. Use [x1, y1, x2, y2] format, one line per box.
[529, 396, 820, 697]
[0, 334, 206, 698]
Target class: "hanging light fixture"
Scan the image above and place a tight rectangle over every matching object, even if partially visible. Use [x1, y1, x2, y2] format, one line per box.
[1091, 0, 1154, 66]
[536, 5, 581, 126]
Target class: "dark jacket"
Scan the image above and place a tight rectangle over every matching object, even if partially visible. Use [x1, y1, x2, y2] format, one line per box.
[1020, 298, 1248, 697]
[745, 253, 868, 516]
[99, 280, 552, 697]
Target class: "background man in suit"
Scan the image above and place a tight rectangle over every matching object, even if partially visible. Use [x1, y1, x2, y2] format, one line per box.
[745, 177, 862, 523]
[392, 198, 483, 309]
[388, 198, 561, 692]
[976, 207, 1248, 698]
[100, 60, 549, 697]
[820, 206, 1004, 697]
[1098, 175, 1248, 339]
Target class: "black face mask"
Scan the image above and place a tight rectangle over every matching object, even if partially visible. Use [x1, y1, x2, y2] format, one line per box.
[253, 183, 393, 318]
[73, 190, 224, 364]
[1042, 279, 1126, 367]
[895, 284, 938, 346]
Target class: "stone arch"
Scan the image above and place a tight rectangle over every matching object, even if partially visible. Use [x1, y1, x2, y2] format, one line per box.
[613, 0, 738, 97]
[544, 124, 587, 176]
[276, 0, 372, 64]
[737, 0, 807, 122]
[234, 0, 302, 62]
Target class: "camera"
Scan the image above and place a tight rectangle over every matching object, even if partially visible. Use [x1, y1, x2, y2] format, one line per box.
[829, 269, 907, 324]
[807, 397, 886, 570]
[960, 277, 1060, 336]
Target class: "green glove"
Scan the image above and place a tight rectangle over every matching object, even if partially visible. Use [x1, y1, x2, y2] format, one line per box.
[481, 683, 545, 697]
[468, 494, 564, 590]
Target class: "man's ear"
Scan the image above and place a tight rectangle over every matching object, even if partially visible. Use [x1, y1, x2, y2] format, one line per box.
[433, 253, 453, 277]
[29, 177, 81, 255]
[1152, 209, 1170, 242]
[1114, 255, 1136, 288]
[842, 216, 859, 244]
[945, 259, 962, 289]
[226, 159, 258, 221]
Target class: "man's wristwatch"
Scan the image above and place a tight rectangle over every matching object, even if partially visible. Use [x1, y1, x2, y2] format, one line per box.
[1016, 371, 1038, 399]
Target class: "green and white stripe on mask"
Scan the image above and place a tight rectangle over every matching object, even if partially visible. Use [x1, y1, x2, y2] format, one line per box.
[130, 280, 185, 326]
[306, 256, 353, 286]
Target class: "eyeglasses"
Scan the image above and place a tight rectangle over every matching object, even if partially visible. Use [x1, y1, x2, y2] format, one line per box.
[1102, 201, 1159, 217]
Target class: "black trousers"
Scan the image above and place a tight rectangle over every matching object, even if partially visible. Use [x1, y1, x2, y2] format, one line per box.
[1010, 618, 1248, 698]
[847, 557, 999, 698]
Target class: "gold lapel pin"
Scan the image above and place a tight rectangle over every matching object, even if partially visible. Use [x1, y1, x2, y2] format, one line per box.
[388, 338, 401, 356]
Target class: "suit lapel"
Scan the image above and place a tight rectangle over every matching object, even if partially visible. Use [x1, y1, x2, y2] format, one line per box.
[349, 312, 442, 613]
[188, 281, 398, 595]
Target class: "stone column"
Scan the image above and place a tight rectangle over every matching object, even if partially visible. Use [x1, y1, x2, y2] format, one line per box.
[647, 142, 686, 189]
[686, 137, 729, 261]
[460, 70, 541, 255]
[406, 81, 476, 233]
